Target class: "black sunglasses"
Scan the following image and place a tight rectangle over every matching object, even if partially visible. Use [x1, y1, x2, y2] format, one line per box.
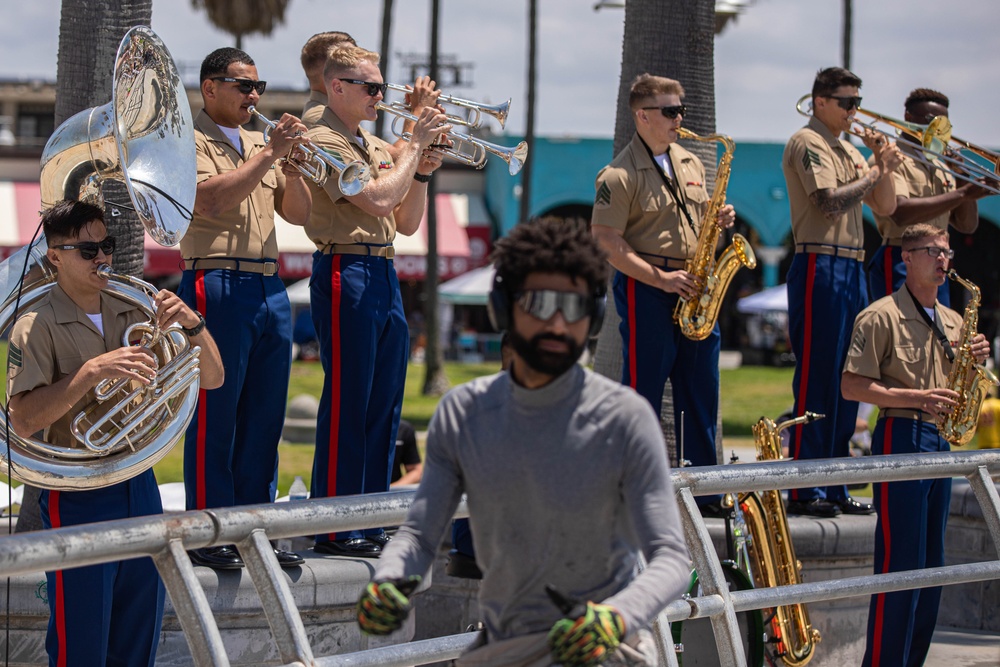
[210, 77, 267, 95]
[641, 104, 687, 119]
[53, 237, 116, 261]
[337, 78, 389, 97]
[515, 290, 592, 324]
[824, 95, 862, 111]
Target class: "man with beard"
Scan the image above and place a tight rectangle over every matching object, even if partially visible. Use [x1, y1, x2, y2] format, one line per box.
[356, 218, 690, 667]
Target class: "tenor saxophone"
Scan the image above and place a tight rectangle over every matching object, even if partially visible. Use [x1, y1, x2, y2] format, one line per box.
[937, 269, 1000, 447]
[672, 128, 757, 340]
[739, 412, 823, 666]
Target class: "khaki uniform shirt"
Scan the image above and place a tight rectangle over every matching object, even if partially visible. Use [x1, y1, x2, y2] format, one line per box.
[783, 116, 870, 247]
[180, 109, 285, 260]
[592, 133, 707, 259]
[844, 288, 961, 403]
[303, 107, 397, 249]
[7, 284, 145, 449]
[870, 142, 954, 244]
[302, 90, 327, 129]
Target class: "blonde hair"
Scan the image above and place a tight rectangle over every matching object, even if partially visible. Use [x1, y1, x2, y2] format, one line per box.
[901, 223, 947, 250]
[629, 74, 685, 110]
[323, 46, 381, 83]
[300, 32, 356, 76]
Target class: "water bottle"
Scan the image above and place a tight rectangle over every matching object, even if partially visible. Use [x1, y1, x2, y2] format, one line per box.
[288, 475, 309, 501]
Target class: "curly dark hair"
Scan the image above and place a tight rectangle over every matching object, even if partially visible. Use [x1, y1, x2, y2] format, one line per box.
[491, 217, 609, 298]
[42, 199, 105, 244]
[905, 88, 949, 113]
[200, 47, 255, 83]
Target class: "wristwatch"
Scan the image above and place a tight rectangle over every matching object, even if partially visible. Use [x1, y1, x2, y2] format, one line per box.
[413, 172, 432, 183]
[181, 311, 206, 337]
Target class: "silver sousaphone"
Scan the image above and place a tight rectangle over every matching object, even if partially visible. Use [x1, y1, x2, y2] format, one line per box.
[40, 26, 196, 245]
[0, 26, 200, 490]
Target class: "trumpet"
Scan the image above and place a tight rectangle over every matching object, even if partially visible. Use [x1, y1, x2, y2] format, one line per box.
[795, 95, 1000, 196]
[384, 83, 510, 129]
[248, 106, 371, 196]
[375, 102, 528, 175]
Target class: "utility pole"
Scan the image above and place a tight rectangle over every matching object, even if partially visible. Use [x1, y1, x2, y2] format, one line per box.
[842, 0, 852, 70]
[376, 0, 394, 140]
[518, 0, 538, 224]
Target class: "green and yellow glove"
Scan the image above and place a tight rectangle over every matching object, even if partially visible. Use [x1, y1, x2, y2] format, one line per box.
[547, 601, 626, 667]
[355, 575, 422, 635]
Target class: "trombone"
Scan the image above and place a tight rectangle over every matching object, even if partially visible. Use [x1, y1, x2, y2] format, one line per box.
[375, 102, 529, 176]
[384, 83, 510, 129]
[248, 106, 371, 196]
[795, 94, 1000, 196]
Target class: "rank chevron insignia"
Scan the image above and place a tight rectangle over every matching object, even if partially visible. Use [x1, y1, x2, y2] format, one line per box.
[594, 181, 612, 208]
[801, 147, 821, 171]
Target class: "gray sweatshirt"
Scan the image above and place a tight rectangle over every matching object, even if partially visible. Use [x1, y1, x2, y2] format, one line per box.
[375, 364, 690, 642]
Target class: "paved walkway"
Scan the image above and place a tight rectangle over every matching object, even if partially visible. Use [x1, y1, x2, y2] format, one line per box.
[927, 627, 1000, 666]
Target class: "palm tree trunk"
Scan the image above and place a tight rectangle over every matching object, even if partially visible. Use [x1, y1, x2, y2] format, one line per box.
[421, 0, 448, 396]
[17, 0, 153, 534]
[593, 0, 722, 467]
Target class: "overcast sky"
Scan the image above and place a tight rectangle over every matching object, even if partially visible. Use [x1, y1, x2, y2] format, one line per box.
[3, 0, 1000, 145]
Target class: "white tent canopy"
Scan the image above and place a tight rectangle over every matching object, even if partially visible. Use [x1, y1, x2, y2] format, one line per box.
[438, 264, 495, 306]
[736, 284, 788, 314]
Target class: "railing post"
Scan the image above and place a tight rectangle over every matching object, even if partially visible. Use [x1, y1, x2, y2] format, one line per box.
[676, 487, 748, 667]
[965, 465, 1000, 554]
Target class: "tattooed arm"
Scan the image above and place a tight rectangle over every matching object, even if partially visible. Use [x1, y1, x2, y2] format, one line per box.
[811, 137, 902, 220]
[810, 169, 883, 221]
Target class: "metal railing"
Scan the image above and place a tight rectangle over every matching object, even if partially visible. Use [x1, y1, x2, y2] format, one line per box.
[0, 448, 997, 667]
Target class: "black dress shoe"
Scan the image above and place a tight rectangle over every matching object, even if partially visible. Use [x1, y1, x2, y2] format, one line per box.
[837, 496, 875, 515]
[367, 532, 391, 548]
[786, 498, 842, 518]
[273, 547, 305, 567]
[189, 546, 244, 570]
[314, 538, 382, 558]
[446, 550, 483, 580]
[698, 501, 731, 519]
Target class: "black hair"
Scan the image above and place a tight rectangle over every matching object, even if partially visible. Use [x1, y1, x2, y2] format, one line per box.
[200, 47, 255, 83]
[42, 200, 105, 244]
[490, 217, 609, 297]
[811, 67, 862, 98]
[905, 88, 949, 113]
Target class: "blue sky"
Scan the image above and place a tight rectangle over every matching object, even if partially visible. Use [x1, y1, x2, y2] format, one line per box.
[2, 0, 999, 145]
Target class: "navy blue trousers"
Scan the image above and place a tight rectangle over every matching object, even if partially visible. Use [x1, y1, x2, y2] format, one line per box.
[179, 267, 292, 510]
[39, 471, 164, 667]
[613, 272, 720, 503]
[867, 245, 950, 306]
[862, 418, 949, 667]
[787, 252, 868, 503]
[310, 252, 408, 541]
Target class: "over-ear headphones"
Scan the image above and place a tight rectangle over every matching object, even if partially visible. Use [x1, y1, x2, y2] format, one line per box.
[487, 272, 606, 337]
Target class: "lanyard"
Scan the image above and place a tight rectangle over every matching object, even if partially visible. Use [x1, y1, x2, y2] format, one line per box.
[639, 136, 697, 236]
[907, 286, 955, 363]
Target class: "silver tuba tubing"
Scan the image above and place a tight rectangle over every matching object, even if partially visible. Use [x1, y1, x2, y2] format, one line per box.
[248, 106, 372, 196]
[376, 102, 528, 175]
[0, 243, 201, 490]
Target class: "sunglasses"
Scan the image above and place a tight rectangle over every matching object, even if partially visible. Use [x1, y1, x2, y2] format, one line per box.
[53, 236, 116, 260]
[906, 246, 955, 260]
[515, 290, 592, 323]
[641, 104, 687, 119]
[337, 78, 389, 97]
[824, 95, 862, 111]
[210, 77, 267, 95]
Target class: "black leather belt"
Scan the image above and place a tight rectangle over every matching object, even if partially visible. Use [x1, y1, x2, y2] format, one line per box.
[637, 252, 687, 270]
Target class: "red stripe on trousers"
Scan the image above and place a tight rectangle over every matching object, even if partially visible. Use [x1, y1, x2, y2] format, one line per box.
[194, 271, 208, 509]
[882, 250, 893, 298]
[328, 257, 342, 497]
[870, 419, 895, 666]
[49, 491, 67, 667]
[627, 277, 637, 389]
[792, 254, 817, 457]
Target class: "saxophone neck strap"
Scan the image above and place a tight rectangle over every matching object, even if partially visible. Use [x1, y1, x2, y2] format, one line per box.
[907, 286, 955, 362]
[639, 135, 697, 236]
